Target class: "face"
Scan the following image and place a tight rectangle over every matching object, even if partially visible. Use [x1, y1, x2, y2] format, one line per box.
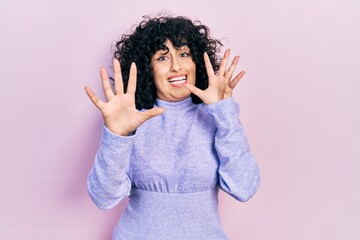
[150, 40, 196, 102]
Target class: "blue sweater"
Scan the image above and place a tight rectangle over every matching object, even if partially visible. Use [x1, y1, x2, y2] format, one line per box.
[87, 97, 260, 239]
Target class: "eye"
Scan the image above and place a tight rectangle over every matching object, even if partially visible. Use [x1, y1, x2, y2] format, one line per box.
[156, 55, 168, 61]
[180, 52, 191, 58]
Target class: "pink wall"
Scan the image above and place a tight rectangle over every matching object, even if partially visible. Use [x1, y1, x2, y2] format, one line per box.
[1, 0, 359, 239]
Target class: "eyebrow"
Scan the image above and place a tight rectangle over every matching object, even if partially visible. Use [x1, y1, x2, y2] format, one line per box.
[153, 45, 190, 56]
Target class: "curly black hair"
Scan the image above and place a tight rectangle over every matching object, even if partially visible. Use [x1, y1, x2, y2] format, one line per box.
[114, 15, 223, 110]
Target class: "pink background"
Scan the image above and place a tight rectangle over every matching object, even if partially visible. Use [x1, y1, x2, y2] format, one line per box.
[1, 0, 359, 239]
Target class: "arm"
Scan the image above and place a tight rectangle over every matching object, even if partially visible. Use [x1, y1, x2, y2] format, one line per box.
[207, 98, 260, 201]
[87, 126, 134, 209]
[186, 49, 260, 201]
[84, 59, 164, 209]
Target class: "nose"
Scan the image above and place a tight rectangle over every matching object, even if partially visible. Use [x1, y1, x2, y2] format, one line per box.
[170, 57, 181, 72]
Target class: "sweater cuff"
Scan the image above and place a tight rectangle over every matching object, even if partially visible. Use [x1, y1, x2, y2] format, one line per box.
[100, 124, 136, 150]
[206, 98, 240, 128]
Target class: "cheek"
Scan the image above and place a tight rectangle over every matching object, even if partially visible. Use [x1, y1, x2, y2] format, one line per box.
[152, 67, 166, 87]
[189, 63, 196, 77]
[188, 61, 196, 71]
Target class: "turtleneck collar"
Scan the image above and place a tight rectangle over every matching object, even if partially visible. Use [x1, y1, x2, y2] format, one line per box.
[155, 97, 195, 109]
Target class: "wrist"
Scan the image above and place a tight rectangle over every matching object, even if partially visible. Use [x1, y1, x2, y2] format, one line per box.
[105, 123, 130, 136]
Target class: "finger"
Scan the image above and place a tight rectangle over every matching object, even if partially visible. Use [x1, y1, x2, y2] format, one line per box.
[126, 62, 137, 95]
[224, 55, 240, 80]
[84, 86, 105, 110]
[218, 49, 230, 76]
[100, 67, 114, 100]
[185, 83, 205, 100]
[229, 71, 245, 89]
[204, 52, 215, 79]
[140, 107, 165, 121]
[113, 58, 124, 95]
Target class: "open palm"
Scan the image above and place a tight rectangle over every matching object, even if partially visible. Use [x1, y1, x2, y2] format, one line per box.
[84, 59, 164, 136]
[185, 49, 245, 105]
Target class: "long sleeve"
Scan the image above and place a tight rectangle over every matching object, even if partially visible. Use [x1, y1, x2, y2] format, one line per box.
[207, 98, 260, 202]
[87, 125, 133, 209]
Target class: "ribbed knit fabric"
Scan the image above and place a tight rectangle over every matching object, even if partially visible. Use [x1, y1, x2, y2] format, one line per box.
[87, 97, 260, 239]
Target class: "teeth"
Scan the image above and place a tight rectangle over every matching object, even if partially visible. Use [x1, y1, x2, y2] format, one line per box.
[170, 80, 186, 85]
[169, 76, 186, 82]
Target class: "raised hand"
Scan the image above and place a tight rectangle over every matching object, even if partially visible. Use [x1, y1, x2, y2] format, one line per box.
[185, 49, 245, 105]
[84, 59, 165, 136]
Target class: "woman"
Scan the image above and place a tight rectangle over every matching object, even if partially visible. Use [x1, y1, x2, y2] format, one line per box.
[85, 15, 260, 239]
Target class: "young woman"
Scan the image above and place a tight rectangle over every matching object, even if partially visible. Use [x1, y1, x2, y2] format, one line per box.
[84, 15, 260, 239]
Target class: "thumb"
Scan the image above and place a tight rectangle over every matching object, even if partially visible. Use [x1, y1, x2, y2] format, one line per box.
[140, 107, 165, 122]
[185, 84, 205, 100]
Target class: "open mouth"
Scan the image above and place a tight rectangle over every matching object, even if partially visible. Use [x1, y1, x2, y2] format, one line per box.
[168, 75, 187, 87]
